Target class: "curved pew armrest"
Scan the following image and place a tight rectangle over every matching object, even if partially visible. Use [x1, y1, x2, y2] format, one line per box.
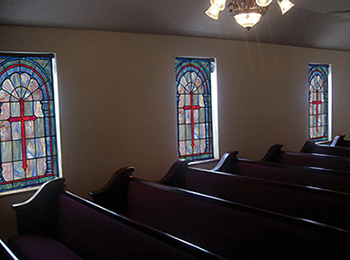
[12, 178, 65, 209]
[12, 178, 65, 235]
[157, 160, 188, 188]
[300, 140, 316, 153]
[261, 144, 283, 162]
[89, 166, 134, 214]
[212, 151, 239, 173]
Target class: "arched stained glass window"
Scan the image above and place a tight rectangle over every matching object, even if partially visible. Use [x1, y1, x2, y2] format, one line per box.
[175, 57, 216, 162]
[308, 64, 330, 141]
[0, 53, 61, 194]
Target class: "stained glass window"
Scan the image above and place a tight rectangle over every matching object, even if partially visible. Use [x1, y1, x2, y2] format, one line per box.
[308, 64, 330, 141]
[175, 57, 216, 162]
[0, 53, 61, 194]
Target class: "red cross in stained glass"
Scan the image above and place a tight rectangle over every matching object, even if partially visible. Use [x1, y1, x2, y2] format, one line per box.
[8, 98, 37, 171]
[183, 92, 201, 148]
[312, 90, 323, 134]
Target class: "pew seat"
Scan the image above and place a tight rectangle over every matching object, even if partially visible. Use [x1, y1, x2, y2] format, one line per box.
[9, 178, 220, 260]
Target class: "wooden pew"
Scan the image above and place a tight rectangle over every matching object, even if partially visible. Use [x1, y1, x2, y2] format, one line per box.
[331, 134, 350, 147]
[214, 151, 350, 193]
[0, 240, 18, 260]
[264, 144, 350, 173]
[90, 168, 350, 260]
[301, 139, 350, 158]
[9, 177, 221, 260]
[158, 161, 350, 230]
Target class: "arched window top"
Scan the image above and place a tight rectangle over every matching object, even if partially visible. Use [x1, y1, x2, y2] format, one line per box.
[177, 71, 205, 95]
[176, 58, 213, 92]
[0, 55, 54, 102]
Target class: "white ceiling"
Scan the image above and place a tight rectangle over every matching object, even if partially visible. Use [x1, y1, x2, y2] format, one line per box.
[0, 0, 350, 51]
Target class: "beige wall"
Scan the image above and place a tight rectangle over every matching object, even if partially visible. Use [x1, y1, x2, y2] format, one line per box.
[0, 25, 349, 240]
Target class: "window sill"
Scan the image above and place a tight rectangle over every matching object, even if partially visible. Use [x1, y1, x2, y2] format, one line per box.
[188, 158, 220, 170]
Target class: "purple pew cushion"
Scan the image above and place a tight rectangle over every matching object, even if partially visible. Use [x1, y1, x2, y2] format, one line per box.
[9, 235, 83, 260]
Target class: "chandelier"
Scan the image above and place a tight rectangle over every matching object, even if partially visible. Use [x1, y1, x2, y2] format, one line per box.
[206, 0, 294, 30]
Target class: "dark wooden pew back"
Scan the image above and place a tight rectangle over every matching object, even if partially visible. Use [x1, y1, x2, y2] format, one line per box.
[301, 140, 350, 157]
[177, 165, 350, 230]
[90, 169, 350, 260]
[214, 150, 350, 193]
[264, 144, 350, 173]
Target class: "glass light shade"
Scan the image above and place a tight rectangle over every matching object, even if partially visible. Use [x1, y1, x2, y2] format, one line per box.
[278, 0, 294, 14]
[210, 0, 227, 11]
[206, 5, 220, 20]
[234, 13, 262, 29]
[255, 0, 273, 7]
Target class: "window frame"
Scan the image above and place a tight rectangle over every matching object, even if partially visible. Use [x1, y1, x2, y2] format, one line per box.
[175, 56, 219, 163]
[308, 63, 332, 142]
[0, 52, 62, 196]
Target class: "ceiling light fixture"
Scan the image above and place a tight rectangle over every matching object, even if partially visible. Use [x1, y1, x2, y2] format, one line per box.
[205, 0, 294, 30]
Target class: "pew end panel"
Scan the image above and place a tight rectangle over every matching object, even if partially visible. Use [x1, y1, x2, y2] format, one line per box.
[157, 160, 188, 188]
[260, 144, 283, 163]
[12, 178, 65, 236]
[89, 166, 134, 215]
[211, 151, 239, 173]
[300, 140, 317, 153]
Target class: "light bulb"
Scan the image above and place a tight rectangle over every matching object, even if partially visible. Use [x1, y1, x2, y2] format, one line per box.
[206, 5, 220, 20]
[210, 0, 227, 11]
[278, 0, 294, 14]
[256, 0, 273, 7]
[234, 13, 262, 29]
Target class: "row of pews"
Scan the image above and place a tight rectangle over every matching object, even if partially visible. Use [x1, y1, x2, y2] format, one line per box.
[87, 137, 350, 259]
[4, 136, 350, 259]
